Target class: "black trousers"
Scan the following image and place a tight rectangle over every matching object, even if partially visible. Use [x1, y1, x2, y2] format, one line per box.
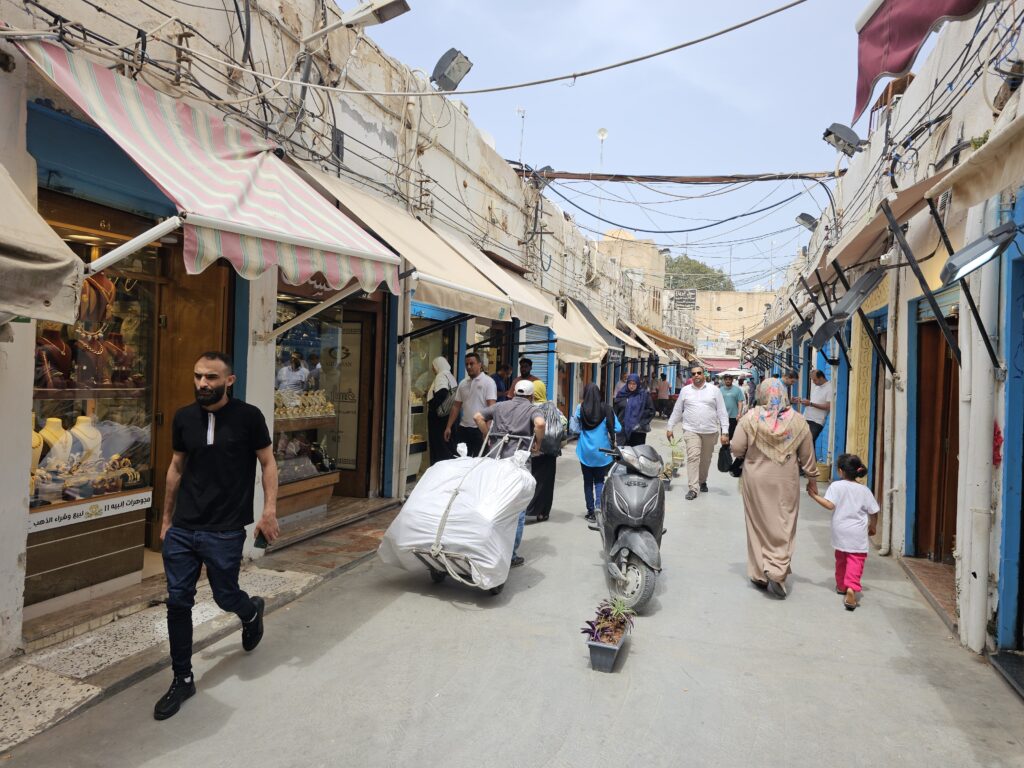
[728, 417, 738, 440]
[455, 424, 485, 458]
[808, 420, 824, 445]
[625, 431, 647, 447]
[527, 454, 557, 519]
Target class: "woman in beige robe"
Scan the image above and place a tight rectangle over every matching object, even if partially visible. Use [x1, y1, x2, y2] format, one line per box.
[730, 378, 819, 598]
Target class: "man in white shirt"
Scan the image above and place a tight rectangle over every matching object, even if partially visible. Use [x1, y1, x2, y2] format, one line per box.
[444, 352, 497, 457]
[276, 352, 308, 392]
[795, 369, 832, 446]
[666, 366, 730, 500]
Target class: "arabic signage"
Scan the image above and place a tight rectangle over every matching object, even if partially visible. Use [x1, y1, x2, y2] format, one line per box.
[28, 490, 152, 534]
[674, 289, 697, 309]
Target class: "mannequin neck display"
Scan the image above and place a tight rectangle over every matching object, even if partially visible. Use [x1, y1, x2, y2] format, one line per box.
[71, 416, 102, 460]
[31, 413, 43, 471]
[39, 418, 72, 465]
[36, 329, 75, 388]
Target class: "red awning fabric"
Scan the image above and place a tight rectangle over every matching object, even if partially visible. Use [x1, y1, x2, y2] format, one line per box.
[700, 357, 741, 372]
[854, 0, 989, 122]
[17, 41, 399, 293]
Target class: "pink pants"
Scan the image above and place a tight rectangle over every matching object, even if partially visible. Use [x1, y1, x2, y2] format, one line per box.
[835, 550, 867, 592]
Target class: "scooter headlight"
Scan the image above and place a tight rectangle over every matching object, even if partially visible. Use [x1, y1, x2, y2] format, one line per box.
[636, 453, 664, 478]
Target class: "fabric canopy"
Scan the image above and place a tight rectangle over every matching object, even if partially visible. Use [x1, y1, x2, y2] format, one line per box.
[302, 168, 511, 320]
[599, 318, 642, 359]
[0, 162, 83, 324]
[552, 300, 607, 363]
[637, 324, 695, 354]
[854, 0, 989, 121]
[18, 41, 398, 293]
[620, 319, 669, 363]
[428, 227, 547, 325]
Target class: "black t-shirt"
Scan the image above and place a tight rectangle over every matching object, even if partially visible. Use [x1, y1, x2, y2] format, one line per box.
[171, 398, 272, 531]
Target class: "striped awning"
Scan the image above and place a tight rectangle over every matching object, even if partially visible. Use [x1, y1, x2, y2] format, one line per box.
[17, 41, 398, 293]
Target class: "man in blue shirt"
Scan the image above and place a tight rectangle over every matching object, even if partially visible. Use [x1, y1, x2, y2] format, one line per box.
[719, 373, 746, 439]
[491, 363, 512, 401]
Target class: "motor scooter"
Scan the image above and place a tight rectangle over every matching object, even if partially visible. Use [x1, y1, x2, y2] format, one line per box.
[592, 444, 665, 611]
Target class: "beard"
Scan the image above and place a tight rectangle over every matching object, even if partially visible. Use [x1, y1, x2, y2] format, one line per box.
[195, 384, 226, 406]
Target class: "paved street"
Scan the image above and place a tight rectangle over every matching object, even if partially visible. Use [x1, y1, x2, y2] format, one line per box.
[10, 431, 1024, 768]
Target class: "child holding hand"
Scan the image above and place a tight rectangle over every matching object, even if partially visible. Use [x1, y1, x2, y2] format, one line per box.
[807, 454, 880, 611]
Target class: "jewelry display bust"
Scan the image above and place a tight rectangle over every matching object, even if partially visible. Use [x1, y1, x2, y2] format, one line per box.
[36, 327, 74, 388]
[104, 332, 134, 386]
[31, 413, 43, 472]
[70, 415, 102, 462]
[39, 418, 72, 466]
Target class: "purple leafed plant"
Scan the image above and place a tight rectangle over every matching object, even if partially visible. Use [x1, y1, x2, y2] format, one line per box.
[580, 598, 636, 644]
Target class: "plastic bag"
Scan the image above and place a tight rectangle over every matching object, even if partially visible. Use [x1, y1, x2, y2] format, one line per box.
[717, 444, 734, 473]
[378, 451, 536, 589]
[537, 401, 565, 456]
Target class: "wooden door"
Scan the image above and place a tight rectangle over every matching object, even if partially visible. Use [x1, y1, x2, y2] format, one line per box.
[914, 321, 960, 562]
[149, 257, 232, 549]
[333, 309, 379, 498]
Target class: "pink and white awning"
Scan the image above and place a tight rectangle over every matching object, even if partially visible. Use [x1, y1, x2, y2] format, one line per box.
[17, 41, 399, 293]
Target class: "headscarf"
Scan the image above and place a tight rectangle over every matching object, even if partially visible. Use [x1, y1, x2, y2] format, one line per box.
[427, 356, 457, 399]
[615, 373, 647, 436]
[532, 379, 548, 403]
[580, 382, 606, 431]
[742, 377, 809, 464]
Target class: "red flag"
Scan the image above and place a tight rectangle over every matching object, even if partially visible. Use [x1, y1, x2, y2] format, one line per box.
[854, 0, 990, 122]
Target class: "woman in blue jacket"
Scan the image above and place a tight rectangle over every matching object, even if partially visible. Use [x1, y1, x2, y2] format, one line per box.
[574, 383, 621, 522]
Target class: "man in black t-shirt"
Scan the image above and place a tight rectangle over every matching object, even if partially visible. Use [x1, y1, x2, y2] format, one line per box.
[154, 351, 279, 721]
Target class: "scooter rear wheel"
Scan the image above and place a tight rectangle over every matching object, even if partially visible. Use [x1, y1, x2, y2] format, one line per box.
[613, 553, 657, 612]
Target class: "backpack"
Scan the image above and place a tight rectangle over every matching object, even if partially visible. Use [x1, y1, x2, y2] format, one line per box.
[537, 401, 565, 456]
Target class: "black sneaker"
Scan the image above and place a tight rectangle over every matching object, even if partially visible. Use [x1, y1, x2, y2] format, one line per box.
[510, 555, 525, 568]
[584, 512, 596, 522]
[154, 675, 196, 720]
[700, 483, 709, 493]
[242, 596, 265, 652]
[685, 490, 698, 500]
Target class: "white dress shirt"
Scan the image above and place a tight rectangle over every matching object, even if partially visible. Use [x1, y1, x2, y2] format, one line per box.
[667, 383, 729, 435]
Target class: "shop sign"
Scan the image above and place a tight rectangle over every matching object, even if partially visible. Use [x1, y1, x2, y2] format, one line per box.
[28, 490, 152, 533]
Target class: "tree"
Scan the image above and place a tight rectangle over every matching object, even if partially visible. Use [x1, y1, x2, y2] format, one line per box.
[664, 253, 735, 292]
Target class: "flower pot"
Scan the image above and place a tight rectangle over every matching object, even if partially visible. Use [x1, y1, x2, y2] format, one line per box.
[587, 633, 627, 673]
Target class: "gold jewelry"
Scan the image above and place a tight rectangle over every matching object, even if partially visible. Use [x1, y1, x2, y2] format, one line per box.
[77, 337, 106, 355]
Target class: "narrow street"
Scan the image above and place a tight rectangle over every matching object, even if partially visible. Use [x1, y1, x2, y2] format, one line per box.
[10, 432, 1024, 768]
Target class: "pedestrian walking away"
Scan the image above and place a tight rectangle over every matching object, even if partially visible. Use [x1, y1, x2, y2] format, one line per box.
[475, 380, 547, 567]
[525, 382, 557, 524]
[444, 352, 497, 458]
[794, 369, 832, 447]
[719, 373, 745, 440]
[807, 453, 880, 611]
[155, 351, 279, 721]
[426, 356, 458, 465]
[666, 365, 729, 500]
[614, 373, 655, 446]
[573, 382, 621, 523]
[656, 373, 671, 418]
[729, 377, 817, 599]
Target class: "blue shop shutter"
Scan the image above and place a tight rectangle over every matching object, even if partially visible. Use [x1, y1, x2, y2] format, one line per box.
[524, 325, 552, 394]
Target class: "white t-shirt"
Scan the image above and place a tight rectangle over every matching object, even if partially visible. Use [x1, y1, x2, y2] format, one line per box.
[825, 480, 880, 553]
[455, 373, 498, 428]
[277, 365, 309, 392]
[805, 380, 832, 425]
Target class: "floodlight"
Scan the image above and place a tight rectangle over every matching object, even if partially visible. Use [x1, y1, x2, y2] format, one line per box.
[302, 0, 410, 45]
[940, 221, 1018, 286]
[810, 268, 886, 348]
[823, 123, 868, 157]
[431, 48, 473, 91]
[795, 213, 818, 231]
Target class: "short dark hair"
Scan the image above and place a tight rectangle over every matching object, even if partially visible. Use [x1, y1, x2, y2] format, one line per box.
[660, 373, 666, 380]
[813, 369, 826, 380]
[198, 351, 233, 373]
[465, 352, 481, 364]
[498, 363, 512, 372]
[783, 369, 798, 380]
[723, 373, 734, 379]
[519, 357, 533, 369]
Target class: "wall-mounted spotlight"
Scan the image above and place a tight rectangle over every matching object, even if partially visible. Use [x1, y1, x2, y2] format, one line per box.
[823, 123, 868, 157]
[940, 221, 1018, 286]
[795, 213, 818, 231]
[431, 48, 473, 91]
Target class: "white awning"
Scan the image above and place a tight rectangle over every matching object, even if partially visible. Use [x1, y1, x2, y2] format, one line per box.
[620, 319, 669, 363]
[552, 300, 607, 363]
[0, 163, 83, 325]
[598, 317, 642, 358]
[300, 168, 512, 321]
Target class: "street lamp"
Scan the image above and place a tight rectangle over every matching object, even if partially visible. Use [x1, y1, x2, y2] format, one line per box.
[823, 123, 868, 157]
[795, 213, 818, 231]
[940, 221, 1018, 286]
[302, 0, 410, 46]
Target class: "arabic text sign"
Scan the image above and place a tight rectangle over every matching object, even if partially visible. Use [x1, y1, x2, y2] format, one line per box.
[28, 490, 153, 534]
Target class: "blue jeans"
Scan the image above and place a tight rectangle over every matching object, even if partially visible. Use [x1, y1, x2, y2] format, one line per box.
[513, 510, 526, 557]
[581, 463, 611, 514]
[163, 526, 257, 676]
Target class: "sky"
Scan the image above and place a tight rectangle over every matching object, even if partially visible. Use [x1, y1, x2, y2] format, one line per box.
[366, 0, 875, 290]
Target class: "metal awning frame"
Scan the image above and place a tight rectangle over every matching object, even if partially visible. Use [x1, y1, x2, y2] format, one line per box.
[833, 263, 895, 374]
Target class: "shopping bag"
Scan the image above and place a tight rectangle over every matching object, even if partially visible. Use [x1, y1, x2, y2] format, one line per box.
[717, 444, 734, 473]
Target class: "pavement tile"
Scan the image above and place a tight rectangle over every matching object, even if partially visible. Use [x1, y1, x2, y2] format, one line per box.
[0, 663, 100, 752]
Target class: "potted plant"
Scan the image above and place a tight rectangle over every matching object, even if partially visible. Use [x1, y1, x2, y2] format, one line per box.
[581, 597, 636, 672]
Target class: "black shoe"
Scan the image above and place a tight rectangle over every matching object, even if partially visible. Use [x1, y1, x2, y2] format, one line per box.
[154, 675, 196, 721]
[766, 579, 788, 599]
[700, 483, 709, 493]
[685, 490, 698, 500]
[584, 512, 596, 522]
[242, 596, 265, 652]
[750, 578, 769, 590]
[510, 555, 525, 568]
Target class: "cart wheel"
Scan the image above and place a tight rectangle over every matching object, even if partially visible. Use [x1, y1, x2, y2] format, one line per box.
[489, 583, 505, 596]
[429, 569, 447, 584]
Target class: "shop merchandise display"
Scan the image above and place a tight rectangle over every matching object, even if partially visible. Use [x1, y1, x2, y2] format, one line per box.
[273, 389, 336, 420]
[70, 415, 102, 461]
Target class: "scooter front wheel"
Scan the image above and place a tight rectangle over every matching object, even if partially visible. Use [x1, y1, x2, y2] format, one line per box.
[613, 553, 657, 612]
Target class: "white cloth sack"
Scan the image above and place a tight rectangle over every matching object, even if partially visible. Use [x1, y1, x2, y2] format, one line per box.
[378, 451, 536, 589]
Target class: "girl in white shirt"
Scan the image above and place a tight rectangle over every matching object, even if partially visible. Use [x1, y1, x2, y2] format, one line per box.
[807, 454, 880, 611]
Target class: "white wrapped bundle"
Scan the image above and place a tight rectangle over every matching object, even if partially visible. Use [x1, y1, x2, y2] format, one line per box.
[378, 451, 536, 589]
